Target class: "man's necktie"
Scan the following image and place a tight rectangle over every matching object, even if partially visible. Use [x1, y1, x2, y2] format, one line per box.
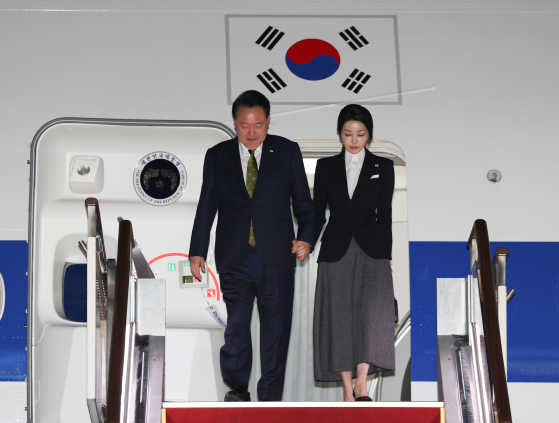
[246, 149, 258, 246]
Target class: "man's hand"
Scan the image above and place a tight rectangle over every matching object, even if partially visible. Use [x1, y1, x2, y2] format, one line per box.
[291, 240, 311, 261]
[190, 256, 206, 281]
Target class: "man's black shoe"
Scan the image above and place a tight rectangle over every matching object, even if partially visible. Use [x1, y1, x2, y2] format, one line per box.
[224, 388, 251, 402]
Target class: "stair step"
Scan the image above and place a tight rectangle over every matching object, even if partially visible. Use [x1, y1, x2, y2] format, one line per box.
[163, 402, 445, 423]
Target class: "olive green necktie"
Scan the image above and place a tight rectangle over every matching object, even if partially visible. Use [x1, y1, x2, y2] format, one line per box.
[246, 149, 258, 246]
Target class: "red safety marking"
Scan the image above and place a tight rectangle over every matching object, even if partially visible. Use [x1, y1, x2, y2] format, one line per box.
[148, 253, 220, 301]
[207, 289, 216, 298]
[207, 268, 220, 301]
[148, 252, 189, 264]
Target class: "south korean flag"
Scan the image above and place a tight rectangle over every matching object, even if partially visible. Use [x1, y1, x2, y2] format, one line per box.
[226, 15, 402, 105]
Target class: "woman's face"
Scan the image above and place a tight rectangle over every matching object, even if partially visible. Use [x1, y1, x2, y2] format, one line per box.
[341, 120, 369, 154]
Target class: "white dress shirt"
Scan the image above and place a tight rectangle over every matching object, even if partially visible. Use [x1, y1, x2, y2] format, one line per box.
[239, 141, 263, 184]
[345, 148, 365, 198]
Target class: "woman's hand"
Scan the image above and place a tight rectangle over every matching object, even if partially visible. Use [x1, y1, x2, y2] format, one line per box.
[292, 239, 311, 261]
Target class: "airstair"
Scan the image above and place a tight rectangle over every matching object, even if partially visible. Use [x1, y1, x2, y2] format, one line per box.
[84, 197, 508, 423]
[437, 220, 513, 423]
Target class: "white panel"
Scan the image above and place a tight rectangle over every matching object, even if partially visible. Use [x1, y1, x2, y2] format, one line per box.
[411, 381, 438, 401]
[498, 285, 508, 378]
[0, 382, 26, 423]
[437, 278, 468, 336]
[32, 326, 89, 423]
[164, 328, 228, 402]
[508, 382, 559, 422]
[136, 278, 166, 336]
[86, 237, 96, 400]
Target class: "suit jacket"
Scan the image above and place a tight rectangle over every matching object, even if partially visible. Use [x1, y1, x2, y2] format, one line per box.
[313, 148, 394, 263]
[189, 135, 315, 273]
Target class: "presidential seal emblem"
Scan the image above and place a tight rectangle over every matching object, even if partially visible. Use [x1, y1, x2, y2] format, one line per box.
[134, 152, 186, 206]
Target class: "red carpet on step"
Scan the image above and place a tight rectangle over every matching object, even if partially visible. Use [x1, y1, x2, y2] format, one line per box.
[165, 406, 441, 423]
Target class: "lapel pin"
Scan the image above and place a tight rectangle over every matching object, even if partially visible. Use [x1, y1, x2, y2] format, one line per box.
[270, 150, 273, 152]
[375, 164, 379, 167]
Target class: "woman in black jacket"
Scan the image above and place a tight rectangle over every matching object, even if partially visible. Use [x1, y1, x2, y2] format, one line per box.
[313, 104, 395, 401]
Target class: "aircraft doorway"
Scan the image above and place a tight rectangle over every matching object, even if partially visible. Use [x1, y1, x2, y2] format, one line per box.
[247, 139, 411, 401]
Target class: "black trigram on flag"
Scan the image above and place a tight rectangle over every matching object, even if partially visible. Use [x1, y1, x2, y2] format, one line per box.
[339, 27, 369, 51]
[257, 69, 287, 93]
[255, 26, 285, 50]
[342, 69, 371, 94]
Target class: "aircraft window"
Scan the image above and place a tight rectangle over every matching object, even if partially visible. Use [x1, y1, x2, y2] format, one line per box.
[63, 263, 87, 322]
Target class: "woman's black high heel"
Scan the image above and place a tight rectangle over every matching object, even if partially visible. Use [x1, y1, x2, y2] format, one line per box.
[354, 388, 372, 401]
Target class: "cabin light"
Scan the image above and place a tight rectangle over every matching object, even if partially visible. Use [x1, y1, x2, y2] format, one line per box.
[77, 165, 91, 176]
[487, 169, 502, 183]
[69, 156, 104, 193]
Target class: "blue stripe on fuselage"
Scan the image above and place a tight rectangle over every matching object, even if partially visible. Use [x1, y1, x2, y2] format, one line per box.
[0, 241, 28, 382]
[410, 241, 559, 383]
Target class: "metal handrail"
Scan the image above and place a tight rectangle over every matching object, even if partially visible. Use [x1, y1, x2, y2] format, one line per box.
[85, 197, 114, 423]
[85, 198, 108, 274]
[107, 220, 134, 423]
[492, 248, 509, 290]
[85, 198, 104, 238]
[467, 220, 512, 423]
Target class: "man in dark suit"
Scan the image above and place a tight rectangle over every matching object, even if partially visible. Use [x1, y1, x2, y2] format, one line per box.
[189, 90, 314, 401]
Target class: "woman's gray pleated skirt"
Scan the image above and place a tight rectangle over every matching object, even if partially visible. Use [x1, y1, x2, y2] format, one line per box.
[313, 237, 395, 382]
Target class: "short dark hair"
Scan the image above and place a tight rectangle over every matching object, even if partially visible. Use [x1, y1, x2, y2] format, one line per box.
[337, 104, 374, 142]
[232, 90, 271, 120]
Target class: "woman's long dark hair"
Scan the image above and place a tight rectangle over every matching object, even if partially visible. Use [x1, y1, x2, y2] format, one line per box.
[337, 104, 374, 142]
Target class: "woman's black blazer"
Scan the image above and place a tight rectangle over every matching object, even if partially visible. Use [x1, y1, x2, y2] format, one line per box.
[313, 148, 395, 263]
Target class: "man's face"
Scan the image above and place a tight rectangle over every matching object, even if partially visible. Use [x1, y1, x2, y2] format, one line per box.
[234, 106, 270, 150]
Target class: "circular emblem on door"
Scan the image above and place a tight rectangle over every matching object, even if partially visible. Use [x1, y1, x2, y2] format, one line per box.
[133, 152, 186, 206]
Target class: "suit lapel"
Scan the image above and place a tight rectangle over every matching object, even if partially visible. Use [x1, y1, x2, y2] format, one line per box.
[227, 138, 251, 199]
[335, 148, 351, 202]
[352, 148, 378, 198]
[252, 135, 277, 198]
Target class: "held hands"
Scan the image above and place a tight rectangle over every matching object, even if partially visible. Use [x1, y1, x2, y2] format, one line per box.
[191, 240, 310, 276]
[190, 256, 206, 281]
[292, 239, 311, 261]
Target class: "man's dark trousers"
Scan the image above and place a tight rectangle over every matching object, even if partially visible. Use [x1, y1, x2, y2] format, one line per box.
[219, 244, 295, 401]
